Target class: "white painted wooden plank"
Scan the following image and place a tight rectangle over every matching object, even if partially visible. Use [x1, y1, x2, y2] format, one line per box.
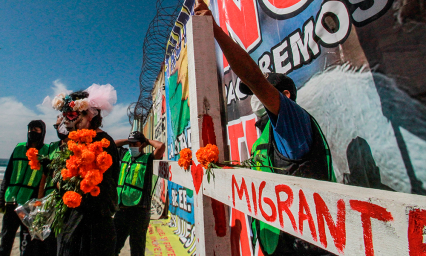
[155, 160, 426, 256]
[153, 160, 194, 190]
[202, 167, 425, 256]
[186, 15, 231, 256]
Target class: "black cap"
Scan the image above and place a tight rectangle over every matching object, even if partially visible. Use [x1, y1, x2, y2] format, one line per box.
[128, 131, 146, 143]
[239, 73, 297, 101]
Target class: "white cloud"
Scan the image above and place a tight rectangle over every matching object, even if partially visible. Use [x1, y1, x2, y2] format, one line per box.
[102, 103, 132, 141]
[0, 97, 57, 158]
[52, 79, 73, 96]
[0, 81, 131, 159]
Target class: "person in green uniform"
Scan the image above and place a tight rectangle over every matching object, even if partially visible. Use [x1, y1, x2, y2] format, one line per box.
[0, 120, 49, 256]
[38, 115, 69, 198]
[114, 131, 165, 256]
[194, 1, 335, 254]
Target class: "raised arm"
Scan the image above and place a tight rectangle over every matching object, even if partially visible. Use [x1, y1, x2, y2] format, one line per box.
[147, 139, 165, 160]
[194, 0, 281, 115]
[114, 139, 130, 147]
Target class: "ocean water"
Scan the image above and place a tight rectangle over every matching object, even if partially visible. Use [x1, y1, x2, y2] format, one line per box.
[0, 159, 7, 180]
[0, 166, 4, 180]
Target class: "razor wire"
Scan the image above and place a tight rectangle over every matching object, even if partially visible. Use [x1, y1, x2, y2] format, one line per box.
[128, 0, 185, 125]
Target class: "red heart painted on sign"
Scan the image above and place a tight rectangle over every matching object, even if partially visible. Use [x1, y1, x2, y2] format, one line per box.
[191, 160, 204, 194]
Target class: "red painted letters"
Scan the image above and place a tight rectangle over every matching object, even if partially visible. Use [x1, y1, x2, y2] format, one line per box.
[227, 117, 258, 163]
[299, 189, 317, 241]
[259, 181, 277, 222]
[350, 200, 394, 256]
[251, 182, 258, 215]
[215, 0, 261, 70]
[314, 193, 346, 253]
[407, 209, 426, 256]
[232, 175, 252, 213]
[275, 184, 297, 231]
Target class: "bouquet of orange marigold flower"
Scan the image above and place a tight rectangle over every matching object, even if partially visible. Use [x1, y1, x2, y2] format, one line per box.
[17, 129, 113, 238]
[178, 144, 221, 182]
[178, 144, 277, 183]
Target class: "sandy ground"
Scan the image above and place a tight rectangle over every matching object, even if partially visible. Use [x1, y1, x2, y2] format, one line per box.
[0, 213, 132, 256]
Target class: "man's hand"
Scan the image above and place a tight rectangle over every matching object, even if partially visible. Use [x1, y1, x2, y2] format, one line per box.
[194, 0, 212, 17]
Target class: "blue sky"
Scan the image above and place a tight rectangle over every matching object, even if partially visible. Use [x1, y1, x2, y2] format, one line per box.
[0, 0, 178, 158]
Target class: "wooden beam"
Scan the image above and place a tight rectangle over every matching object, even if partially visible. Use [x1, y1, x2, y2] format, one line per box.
[154, 161, 426, 256]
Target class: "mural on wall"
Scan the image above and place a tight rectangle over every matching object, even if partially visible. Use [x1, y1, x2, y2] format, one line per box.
[213, 0, 426, 193]
[153, 67, 168, 159]
[164, 2, 193, 161]
[205, 0, 426, 255]
[167, 182, 196, 256]
[157, 0, 426, 254]
[150, 66, 169, 220]
[160, 2, 197, 254]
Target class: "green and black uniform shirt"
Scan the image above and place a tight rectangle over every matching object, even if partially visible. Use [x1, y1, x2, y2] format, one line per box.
[0, 142, 49, 205]
[117, 151, 154, 209]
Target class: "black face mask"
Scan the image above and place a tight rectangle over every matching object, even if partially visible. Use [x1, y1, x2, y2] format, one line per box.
[28, 131, 42, 142]
[56, 130, 68, 141]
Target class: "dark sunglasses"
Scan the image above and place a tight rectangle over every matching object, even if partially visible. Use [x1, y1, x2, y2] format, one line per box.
[53, 124, 59, 129]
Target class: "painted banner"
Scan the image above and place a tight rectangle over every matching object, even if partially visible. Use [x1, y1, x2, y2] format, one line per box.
[164, 1, 194, 161]
[207, 0, 426, 255]
[146, 218, 196, 256]
[152, 66, 168, 159]
[166, 181, 196, 255]
[150, 175, 168, 220]
[162, 2, 197, 254]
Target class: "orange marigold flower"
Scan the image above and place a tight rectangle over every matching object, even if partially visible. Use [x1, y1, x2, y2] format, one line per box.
[66, 155, 80, 172]
[34, 201, 42, 207]
[29, 161, 41, 171]
[90, 186, 100, 197]
[88, 142, 103, 155]
[96, 152, 112, 173]
[80, 129, 97, 144]
[26, 148, 38, 160]
[196, 144, 219, 168]
[67, 140, 78, 152]
[84, 170, 103, 186]
[80, 149, 95, 165]
[78, 162, 95, 177]
[26, 148, 40, 170]
[61, 168, 78, 180]
[80, 179, 95, 194]
[100, 138, 110, 148]
[178, 148, 192, 170]
[63, 191, 82, 208]
[68, 129, 97, 144]
[61, 169, 72, 180]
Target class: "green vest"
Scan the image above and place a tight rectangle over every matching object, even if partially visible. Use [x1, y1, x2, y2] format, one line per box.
[251, 118, 335, 181]
[44, 141, 61, 195]
[251, 117, 335, 255]
[117, 152, 151, 207]
[5, 142, 49, 204]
